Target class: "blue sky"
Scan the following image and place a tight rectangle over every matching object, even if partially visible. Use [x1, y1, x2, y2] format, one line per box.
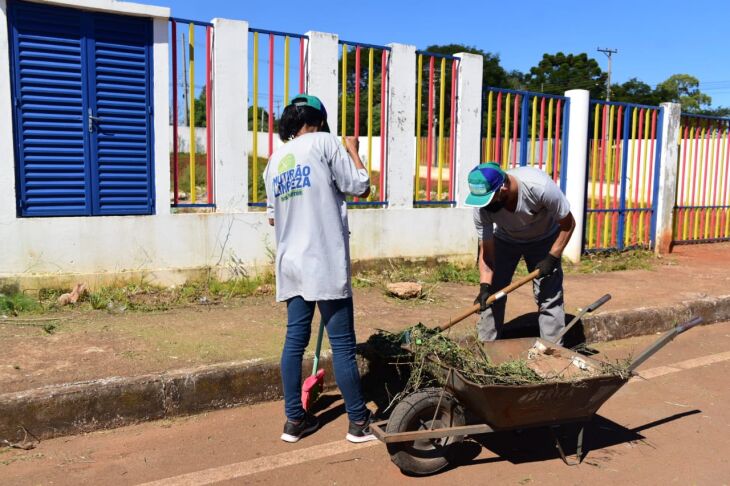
[165, 0, 730, 108]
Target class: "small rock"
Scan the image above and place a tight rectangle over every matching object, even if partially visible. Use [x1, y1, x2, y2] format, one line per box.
[255, 284, 274, 296]
[386, 282, 423, 299]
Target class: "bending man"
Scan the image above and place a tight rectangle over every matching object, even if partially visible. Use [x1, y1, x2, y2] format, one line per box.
[465, 162, 575, 343]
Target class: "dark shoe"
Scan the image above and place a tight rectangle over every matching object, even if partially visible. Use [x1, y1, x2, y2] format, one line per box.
[346, 413, 377, 443]
[280, 414, 319, 443]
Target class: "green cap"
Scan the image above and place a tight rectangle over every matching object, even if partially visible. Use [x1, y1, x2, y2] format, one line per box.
[288, 93, 330, 133]
[464, 162, 506, 208]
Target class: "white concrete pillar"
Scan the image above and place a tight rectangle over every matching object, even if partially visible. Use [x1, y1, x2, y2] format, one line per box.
[654, 102, 681, 255]
[0, 0, 17, 223]
[384, 43, 416, 208]
[152, 17, 170, 215]
[454, 52, 483, 207]
[212, 18, 248, 212]
[304, 31, 338, 135]
[563, 89, 590, 263]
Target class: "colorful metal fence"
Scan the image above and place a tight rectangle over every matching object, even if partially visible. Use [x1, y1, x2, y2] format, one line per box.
[481, 88, 570, 192]
[414, 51, 459, 205]
[169, 18, 214, 208]
[673, 115, 730, 244]
[584, 101, 663, 251]
[338, 40, 390, 206]
[248, 28, 307, 207]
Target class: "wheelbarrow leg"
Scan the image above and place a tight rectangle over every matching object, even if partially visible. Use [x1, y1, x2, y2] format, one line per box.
[550, 424, 585, 466]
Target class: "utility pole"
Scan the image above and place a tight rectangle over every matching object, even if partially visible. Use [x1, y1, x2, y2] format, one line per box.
[597, 47, 618, 101]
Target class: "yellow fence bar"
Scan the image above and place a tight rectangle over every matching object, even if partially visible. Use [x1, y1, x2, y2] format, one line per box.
[367, 48, 374, 200]
[252, 32, 259, 203]
[189, 23, 196, 203]
[437, 57, 446, 197]
[486, 90, 493, 161]
[415, 54, 423, 194]
[341, 44, 347, 144]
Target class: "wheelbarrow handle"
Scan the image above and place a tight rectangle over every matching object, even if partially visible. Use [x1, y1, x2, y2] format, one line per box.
[628, 316, 704, 372]
[439, 269, 541, 333]
[554, 293, 612, 343]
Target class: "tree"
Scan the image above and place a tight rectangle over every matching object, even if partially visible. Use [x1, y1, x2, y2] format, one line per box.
[611, 78, 664, 106]
[524, 52, 607, 99]
[192, 88, 207, 127]
[248, 106, 272, 131]
[423, 44, 509, 89]
[656, 74, 712, 113]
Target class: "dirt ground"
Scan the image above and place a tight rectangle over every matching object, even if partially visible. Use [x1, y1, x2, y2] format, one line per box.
[2, 321, 729, 485]
[1, 242, 730, 394]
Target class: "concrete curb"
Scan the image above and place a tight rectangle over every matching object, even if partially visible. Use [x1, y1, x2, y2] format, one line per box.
[2, 295, 729, 442]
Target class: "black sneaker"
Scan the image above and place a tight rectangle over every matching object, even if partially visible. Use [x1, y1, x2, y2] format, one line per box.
[346, 413, 377, 443]
[280, 414, 319, 443]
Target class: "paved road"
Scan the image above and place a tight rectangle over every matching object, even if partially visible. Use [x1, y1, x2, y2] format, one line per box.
[3, 322, 730, 485]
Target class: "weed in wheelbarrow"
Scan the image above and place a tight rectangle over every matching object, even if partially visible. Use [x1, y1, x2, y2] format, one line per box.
[366, 323, 632, 411]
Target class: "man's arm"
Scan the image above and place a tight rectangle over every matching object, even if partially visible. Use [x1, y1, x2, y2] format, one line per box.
[548, 211, 575, 258]
[344, 137, 370, 198]
[478, 238, 496, 284]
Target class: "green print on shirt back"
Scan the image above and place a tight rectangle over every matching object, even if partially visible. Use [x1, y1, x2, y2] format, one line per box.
[273, 153, 312, 201]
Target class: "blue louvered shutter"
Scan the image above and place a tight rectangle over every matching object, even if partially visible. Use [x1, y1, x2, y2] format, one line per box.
[9, 1, 91, 216]
[88, 13, 154, 215]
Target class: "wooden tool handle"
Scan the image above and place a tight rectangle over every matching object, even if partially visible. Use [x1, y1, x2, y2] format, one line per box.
[439, 269, 541, 332]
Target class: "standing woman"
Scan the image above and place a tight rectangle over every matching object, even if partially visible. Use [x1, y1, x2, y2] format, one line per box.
[264, 94, 375, 443]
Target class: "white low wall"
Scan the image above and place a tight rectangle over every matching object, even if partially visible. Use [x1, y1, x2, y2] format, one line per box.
[0, 208, 476, 287]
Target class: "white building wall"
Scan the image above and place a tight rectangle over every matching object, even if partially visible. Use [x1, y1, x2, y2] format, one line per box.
[1, 2, 696, 286]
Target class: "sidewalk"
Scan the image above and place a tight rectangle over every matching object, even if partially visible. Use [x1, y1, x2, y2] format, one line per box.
[1, 243, 730, 441]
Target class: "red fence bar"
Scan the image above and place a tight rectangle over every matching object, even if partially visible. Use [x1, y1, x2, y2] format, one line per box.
[723, 122, 730, 237]
[171, 20, 179, 205]
[205, 25, 212, 204]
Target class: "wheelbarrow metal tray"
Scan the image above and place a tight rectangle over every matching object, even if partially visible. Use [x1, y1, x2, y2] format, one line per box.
[444, 337, 630, 430]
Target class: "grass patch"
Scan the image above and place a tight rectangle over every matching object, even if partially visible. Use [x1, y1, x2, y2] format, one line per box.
[0, 286, 41, 315]
[570, 249, 657, 274]
[0, 273, 275, 316]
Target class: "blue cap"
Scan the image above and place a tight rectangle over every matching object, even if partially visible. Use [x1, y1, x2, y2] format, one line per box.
[464, 162, 506, 207]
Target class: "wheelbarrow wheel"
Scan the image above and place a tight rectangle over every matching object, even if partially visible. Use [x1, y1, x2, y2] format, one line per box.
[385, 387, 465, 476]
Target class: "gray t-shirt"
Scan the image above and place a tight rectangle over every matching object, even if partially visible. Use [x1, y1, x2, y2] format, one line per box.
[474, 166, 570, 244]
[264, 132, 370, 302]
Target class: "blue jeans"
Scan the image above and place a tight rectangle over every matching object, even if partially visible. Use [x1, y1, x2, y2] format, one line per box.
[281, 296, 369, 423]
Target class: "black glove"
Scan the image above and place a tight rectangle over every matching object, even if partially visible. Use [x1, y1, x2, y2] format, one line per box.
[536, 254, 561, 277]
[474, 283, 492, 312]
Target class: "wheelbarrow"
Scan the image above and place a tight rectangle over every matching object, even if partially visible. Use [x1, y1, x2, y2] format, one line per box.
[370, 316, 703, 476]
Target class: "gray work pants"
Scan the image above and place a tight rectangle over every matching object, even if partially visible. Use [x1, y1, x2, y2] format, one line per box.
[477, 233, 565, 344]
